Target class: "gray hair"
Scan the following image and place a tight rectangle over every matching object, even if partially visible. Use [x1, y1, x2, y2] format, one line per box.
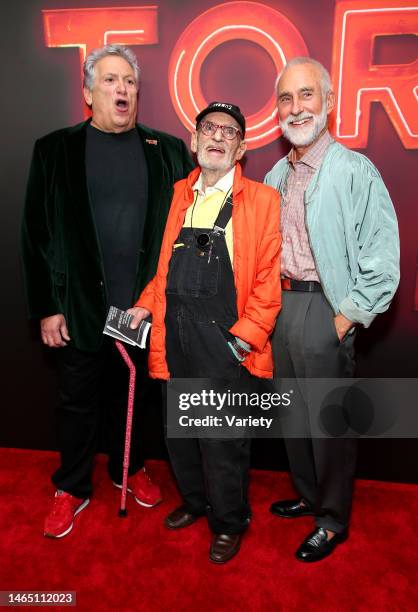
[83, 44, 140, 90]
[275, 56, 332, 99]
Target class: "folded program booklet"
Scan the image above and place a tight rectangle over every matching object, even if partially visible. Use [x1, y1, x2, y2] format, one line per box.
[103, 306, 151, 348]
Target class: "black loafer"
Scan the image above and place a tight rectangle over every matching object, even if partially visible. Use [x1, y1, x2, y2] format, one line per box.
[270, 498, 314, 518]
[296, 527, 348, 562]
[164, 505, 199, 530]
[209, 533, 242, 564]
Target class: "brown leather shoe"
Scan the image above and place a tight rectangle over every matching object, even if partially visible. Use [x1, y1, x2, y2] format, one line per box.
[209, 533, 242, 564]
[164, 505, 199, 530]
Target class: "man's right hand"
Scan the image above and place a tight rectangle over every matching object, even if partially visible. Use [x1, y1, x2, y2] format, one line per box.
[40, 314, 70, 348]
[126, 306, 151, 330]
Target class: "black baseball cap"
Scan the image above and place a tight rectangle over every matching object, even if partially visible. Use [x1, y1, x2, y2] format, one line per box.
[196, 101, 246, 137]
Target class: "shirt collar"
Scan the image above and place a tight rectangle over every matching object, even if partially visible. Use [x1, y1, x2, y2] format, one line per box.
[193, 166, 235, 196]
[288, 129, 334, 170]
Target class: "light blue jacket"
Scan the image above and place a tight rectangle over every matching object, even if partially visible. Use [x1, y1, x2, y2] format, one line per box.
[264, 140, 400, 327]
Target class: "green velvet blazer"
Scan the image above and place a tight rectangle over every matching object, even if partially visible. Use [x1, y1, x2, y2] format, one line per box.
[21, 120, 193, 351]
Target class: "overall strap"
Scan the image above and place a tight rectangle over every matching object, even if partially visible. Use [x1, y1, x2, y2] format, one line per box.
[213, 193, 233, 234]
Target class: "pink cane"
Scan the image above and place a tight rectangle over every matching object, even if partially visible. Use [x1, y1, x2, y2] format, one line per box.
[114, 340, 136, 517]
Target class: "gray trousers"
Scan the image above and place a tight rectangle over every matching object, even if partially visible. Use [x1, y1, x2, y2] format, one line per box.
[272, 290, 357, 533]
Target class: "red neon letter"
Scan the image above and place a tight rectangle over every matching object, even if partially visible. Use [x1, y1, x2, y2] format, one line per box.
[331, 0, 418, 149]
[43, 6, 158, 114]
[168, 1, 308, 150]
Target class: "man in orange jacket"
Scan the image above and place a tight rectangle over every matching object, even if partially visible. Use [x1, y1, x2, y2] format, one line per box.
[129, 101, 281, 563]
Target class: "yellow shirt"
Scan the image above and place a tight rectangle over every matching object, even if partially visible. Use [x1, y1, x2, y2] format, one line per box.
[182, 167, 234, 263]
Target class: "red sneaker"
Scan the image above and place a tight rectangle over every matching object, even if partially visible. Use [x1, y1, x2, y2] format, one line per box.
[113, 467, 162, 508]
[44, 490, 89, 538]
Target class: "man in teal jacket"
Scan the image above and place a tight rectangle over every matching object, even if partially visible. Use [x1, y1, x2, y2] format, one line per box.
[265, 57, 399, 562]
[21, 44, 193, 538]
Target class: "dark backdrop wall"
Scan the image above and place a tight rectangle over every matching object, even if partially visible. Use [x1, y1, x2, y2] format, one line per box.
[1, 0, 417, 482]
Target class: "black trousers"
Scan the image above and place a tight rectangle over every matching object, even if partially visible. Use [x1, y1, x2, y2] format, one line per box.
[164, 312, 252, 535]
[52, 337, 159, 498]
[272, 290, 357, 533]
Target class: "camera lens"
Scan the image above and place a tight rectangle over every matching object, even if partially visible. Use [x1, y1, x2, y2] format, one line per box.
[196, 233, 210, 248]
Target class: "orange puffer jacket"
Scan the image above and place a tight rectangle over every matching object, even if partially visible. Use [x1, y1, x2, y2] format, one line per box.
[136, 163, 281, 379]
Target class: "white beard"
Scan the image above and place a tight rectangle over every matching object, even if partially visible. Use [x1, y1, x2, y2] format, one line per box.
[196, 149, 233, 175]
[280, 104, 328, 147]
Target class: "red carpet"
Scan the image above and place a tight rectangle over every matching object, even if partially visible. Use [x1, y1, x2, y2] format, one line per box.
[0, 448, 417, 611]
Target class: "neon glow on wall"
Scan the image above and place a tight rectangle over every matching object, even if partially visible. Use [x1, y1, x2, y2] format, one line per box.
[42, 1, 418, 151]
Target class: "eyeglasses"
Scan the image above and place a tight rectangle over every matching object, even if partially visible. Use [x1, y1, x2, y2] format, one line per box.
[198, 120, 242, 140]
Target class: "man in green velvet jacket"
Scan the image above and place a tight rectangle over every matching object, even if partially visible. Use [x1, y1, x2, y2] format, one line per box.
[21, 44, 193, 538]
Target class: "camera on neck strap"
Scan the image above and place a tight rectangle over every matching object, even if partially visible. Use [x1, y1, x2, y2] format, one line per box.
[196, 232, 211, 249]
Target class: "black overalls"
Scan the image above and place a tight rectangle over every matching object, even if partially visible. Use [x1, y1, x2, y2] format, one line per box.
[164, 195, 251, 535]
